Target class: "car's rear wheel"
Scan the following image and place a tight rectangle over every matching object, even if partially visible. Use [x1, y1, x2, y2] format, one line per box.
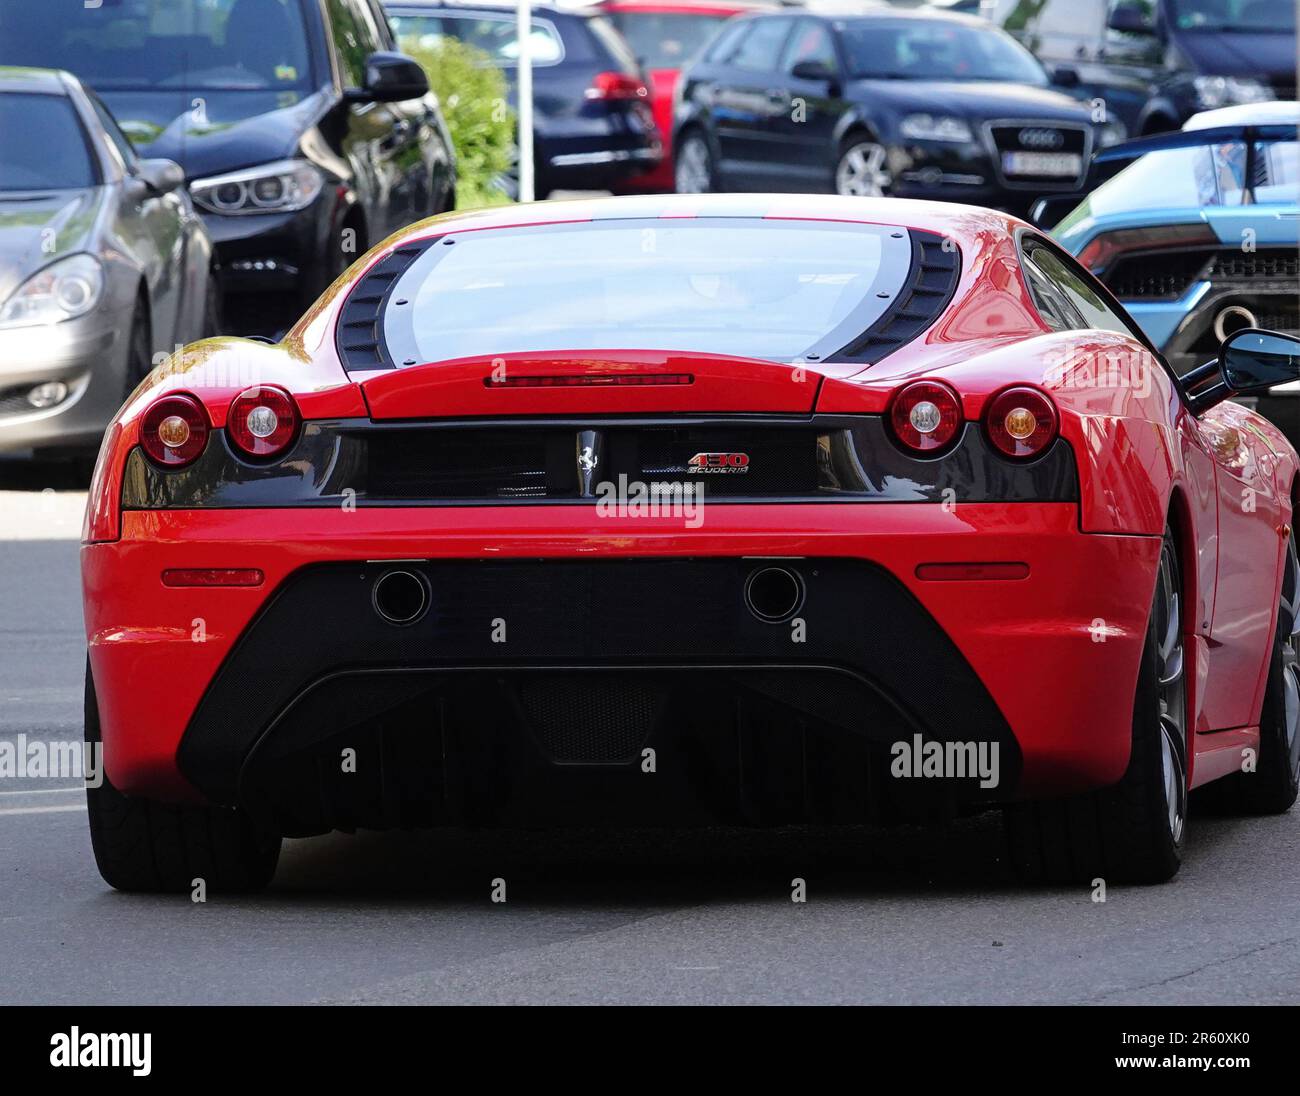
[121, 297, 152, 400]
[1197, 523, 1300, 814]
[1004, 532, 1186, 884]
[834, 136, 891, 198]
[85, 662, 280, 894]
[674, 130, 715, 194]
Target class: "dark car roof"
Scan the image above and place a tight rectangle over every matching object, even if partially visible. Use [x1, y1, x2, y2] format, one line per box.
[744, 4, 988, 25]
[386, 1, 602, 20]
[0, 65, 75, 96]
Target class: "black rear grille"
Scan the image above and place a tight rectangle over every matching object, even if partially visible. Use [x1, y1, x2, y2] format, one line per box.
[366, 424, 820, 499]
[1102, 249, 1214, 300]
[1208, 249, 1300, 281]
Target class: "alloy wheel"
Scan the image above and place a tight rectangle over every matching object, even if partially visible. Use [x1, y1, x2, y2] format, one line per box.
[1280, 527, 1300, 777]
[674, 135, 712, 194]
[1154, 540, 1188, 843]
[835, 141, 890, 198]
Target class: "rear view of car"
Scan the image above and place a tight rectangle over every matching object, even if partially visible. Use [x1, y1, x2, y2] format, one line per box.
[387, 1, 662, 195]
[600, 0, 763, 192]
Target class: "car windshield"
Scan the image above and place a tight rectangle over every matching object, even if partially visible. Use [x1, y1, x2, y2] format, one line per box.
[606, 11, 733, 68]
[0, 0, 314, 92]
[836, 18, 1047, 83]
[1059, 138, 1300, 223]
[383, 219, 913, 364]
[1168, 0, 1295, 32]
[389, 12, 566, 66]
[0, 93, 95, 191]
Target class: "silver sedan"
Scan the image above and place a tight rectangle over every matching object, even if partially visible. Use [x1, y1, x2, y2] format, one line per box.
[0, 67, 217, 458]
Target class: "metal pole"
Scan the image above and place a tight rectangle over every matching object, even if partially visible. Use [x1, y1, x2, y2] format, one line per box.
[516, 0, 535, 203]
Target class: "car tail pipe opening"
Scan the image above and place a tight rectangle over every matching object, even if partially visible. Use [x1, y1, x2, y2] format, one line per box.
[1213, 305, 1259, 343]
[372, 569, 430, 627]
[743, 565, 806, 624]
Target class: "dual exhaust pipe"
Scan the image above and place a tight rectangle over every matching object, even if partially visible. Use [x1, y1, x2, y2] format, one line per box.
[370, 565, 805, 628]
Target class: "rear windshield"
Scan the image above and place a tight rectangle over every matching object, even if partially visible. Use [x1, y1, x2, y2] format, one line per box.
[607, 11, 733, 68]
[0, 93, 95, 190]
[381, 218, 914, 365]
[0, 0, 315, 92]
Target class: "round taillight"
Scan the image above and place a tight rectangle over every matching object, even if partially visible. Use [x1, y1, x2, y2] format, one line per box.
[226, 385, 299, 459]
[984, 386, 1058, 459]
[140, 394, 209, 468]
[888, 380, 963, 454]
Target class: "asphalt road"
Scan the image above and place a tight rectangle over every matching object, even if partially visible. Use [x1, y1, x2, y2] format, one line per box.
[2, 461, 1299, 1005]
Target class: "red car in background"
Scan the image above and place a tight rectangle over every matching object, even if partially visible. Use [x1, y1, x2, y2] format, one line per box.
[600, 0, 768, 191]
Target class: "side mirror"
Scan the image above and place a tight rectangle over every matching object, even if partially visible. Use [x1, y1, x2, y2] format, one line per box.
[134, 158, 185, 196]
[790, 60, 835, 82]
[1108, 3, 1153, 34]
[1220, 329, 1300, 394]
[1050, 64, 1080, 88]
[348, 51, 429, 103]
[1028, 193, 1083, 229]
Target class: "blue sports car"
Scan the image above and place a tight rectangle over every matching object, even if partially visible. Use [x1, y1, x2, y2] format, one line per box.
[1054, 101, 1299, 441]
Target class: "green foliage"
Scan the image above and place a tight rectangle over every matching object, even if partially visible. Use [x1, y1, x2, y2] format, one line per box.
[401, 36, 516, 210]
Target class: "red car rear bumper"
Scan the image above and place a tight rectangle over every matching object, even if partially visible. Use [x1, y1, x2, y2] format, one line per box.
[84, 501, 1159, 809]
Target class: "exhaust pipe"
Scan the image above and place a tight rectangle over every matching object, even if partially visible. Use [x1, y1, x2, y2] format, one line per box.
[1213, 304, 1257, 343]
[372, 569, 430, 626]
[744, 566, 805, 624]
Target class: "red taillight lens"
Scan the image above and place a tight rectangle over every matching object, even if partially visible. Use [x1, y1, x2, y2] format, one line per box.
[140, 394, 209, 468]
[585, 71, 648, 100]
[1076, 223, 1217, 274]
[162, 568, 264, 588]
[888, 380, 963, 454]
[984, 386, 1058, 459]
[226, 385, 299, 459]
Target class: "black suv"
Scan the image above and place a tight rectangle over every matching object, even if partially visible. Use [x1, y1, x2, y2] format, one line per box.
[992, 0, 1297, 135]
[673, 8, 1112, 215]
[386, 1, 661, 196]
[0, 0, 456, 320]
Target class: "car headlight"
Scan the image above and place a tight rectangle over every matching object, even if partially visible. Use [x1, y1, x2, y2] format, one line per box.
[1096, 118, 1128, 148]
[190, 159, 325, 215]
[0, 254, 104, 329]
[899, 114, 973, 143]
[1193, 76, 1272, 110]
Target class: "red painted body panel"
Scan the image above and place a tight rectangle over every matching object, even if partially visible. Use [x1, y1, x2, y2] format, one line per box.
[81, 195, 1298, 811]
[87, 502, 1156, 803]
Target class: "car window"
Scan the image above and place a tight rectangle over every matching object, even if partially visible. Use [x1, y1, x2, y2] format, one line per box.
[365, 0, 398, 49]
[586, 15, 642, 75]
[703, 20, 750, 63]
[89, 95, 139, 171]
[837, 18, 1047, 84]
[326, 0, 384, 87]
[382, 219, 915, 365]
[729, 18, 793, 74]
[1023, 238, 1144, 338]
[1168, 0, 1294, 32]
[0, 0, 315, 94]
[391, 12, 564, 67]
[780, 20, 838, 76]
[606, 10, 731, 69]
[0, 92, 97, 190]
[1104, 0, 1162, 63]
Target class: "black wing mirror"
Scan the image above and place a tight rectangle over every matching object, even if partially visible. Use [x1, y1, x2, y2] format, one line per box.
[348, 51, 429, 103]
[1107, 3, 1153, 34]
[790, 60, 835, 82]
[1220, 328, 1300, 393]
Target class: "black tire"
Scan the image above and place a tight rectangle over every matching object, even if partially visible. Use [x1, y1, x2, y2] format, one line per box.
[201, 265, 223, 339]
[1196, 525, 1300, 814]
[85, 662, 280, 894]
[1004, 532, 1187, 884]
[121, 296, 153, 401]
[674, 128, 715, 194]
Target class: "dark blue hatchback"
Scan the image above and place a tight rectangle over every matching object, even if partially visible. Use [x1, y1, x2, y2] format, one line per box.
[386, 1, 662, 195]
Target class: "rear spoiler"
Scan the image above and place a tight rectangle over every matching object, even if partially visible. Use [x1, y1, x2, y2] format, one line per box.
[1092, 124, 1298, 164]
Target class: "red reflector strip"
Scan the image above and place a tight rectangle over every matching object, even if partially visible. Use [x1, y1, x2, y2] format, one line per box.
[915, 562, 1030, 582]
[162, 568, 265, 588]
[485, 373, 693, 388]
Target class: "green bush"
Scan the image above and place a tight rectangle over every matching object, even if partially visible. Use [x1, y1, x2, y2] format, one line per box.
[401, 36, 516, 211]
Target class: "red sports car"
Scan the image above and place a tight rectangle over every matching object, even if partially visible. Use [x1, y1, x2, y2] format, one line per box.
[82, 195, 1300, 892]
[600, 0, 767, 193]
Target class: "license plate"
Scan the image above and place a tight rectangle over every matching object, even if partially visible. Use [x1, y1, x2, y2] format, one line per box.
[1002, 151, 1082, 178]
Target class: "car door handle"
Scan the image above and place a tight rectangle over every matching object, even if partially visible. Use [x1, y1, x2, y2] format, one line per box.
[765, 87, 790, 106]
